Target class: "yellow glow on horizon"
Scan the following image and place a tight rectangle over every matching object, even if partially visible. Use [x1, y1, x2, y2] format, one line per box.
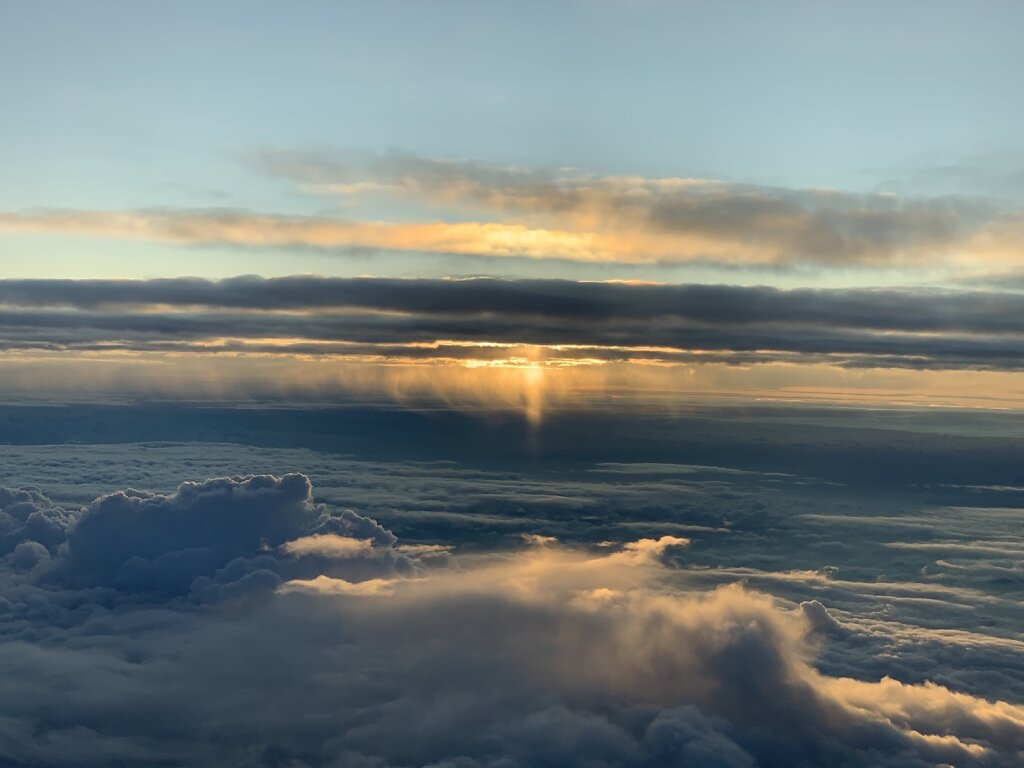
[3, 348, 1024, 427]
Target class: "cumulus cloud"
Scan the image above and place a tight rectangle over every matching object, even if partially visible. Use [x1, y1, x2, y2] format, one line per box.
[0, 475, 1021, 766]
[2, 474, 407, 599]
[0, 486, 74, 562]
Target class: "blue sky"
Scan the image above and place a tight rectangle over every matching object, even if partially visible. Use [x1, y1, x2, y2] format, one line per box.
[3, 1, 1022, 217]
[8, 1, 1024, 193]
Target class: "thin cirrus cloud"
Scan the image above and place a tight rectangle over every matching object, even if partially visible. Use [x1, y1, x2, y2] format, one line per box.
[2, 149, 1022, 270]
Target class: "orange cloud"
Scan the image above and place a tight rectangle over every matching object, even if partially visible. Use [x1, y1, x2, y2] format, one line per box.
[3, 194, 1018, 268]
[1, 209, 740, 264]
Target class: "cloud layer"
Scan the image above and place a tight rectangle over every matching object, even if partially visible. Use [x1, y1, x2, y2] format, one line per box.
[3, 276, 1024, 374]
[4, 150, 1023, 270]
[2, 473, 1023, 766]
[258, 148, 1008, 267]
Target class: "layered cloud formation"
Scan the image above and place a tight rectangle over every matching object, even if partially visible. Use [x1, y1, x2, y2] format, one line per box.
[257, 148, 1009, 268]
[3, 275, 1024, 372]
[4, 150, 1022, 271]
[1, 473, 1023, 766]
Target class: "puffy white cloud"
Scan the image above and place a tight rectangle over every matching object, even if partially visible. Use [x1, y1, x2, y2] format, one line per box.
[1, 474, 407, 599]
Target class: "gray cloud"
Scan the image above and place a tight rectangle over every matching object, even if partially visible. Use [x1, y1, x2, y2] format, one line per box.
[3, 276, 1024, 371]
[2, 474, 1023, 767]
[5, 275, 1024, 333]
[4, 475, 407, 600]
[3, 150, 1017, 269]
[256, 148, 1005, 266]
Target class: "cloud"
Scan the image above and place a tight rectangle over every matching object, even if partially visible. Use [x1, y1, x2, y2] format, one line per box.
[5, 276, 1024, 376]
[0, 208, 661, 264]
[3, 474, 407, 598]
[253, 148, 1010, 268]
[0, 486, 74, 560]
[281, 533, 375, 558]
[8, 275, 1024, 335]
[1, 475, 1023, 766]
[616, 534, 690, 562]
[5, 405, 1024, 709]
[3, 149, 1021, 269]
[281, 574, 398, 596]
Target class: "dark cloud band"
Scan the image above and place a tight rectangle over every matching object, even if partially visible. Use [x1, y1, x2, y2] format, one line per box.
[1, 276, 1023, 370]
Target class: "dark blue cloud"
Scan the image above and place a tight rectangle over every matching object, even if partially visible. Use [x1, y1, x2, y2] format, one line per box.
[4, 276, 1024, 370]
[0, 405, 1022, 766]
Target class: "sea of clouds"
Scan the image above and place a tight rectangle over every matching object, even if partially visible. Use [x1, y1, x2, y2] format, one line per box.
[1, 471, 1022, 767]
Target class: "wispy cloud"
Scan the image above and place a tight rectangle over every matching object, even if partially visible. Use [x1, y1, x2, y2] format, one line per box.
[255, 148, 1020, 268]
[3, 150, 1022, 269]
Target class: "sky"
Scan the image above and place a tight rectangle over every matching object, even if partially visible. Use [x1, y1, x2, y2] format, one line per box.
[3, 2, 1024, 767]
[3, 0, 1024, 283]
[3, 1, 1024, 411]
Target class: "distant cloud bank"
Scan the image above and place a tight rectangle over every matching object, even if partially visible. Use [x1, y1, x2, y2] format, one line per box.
[2, 275, 1024, 373]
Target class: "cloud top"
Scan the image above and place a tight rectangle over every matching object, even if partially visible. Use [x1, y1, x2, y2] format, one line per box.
[1, 476, 1022, 766]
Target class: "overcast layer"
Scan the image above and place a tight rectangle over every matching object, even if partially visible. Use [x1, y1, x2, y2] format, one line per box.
[2, 457, 1023, 767]
[2, 276, 1024, 373]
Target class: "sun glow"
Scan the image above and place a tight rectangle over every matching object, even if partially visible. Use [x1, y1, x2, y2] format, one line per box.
[4, 346, 1024, 427]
